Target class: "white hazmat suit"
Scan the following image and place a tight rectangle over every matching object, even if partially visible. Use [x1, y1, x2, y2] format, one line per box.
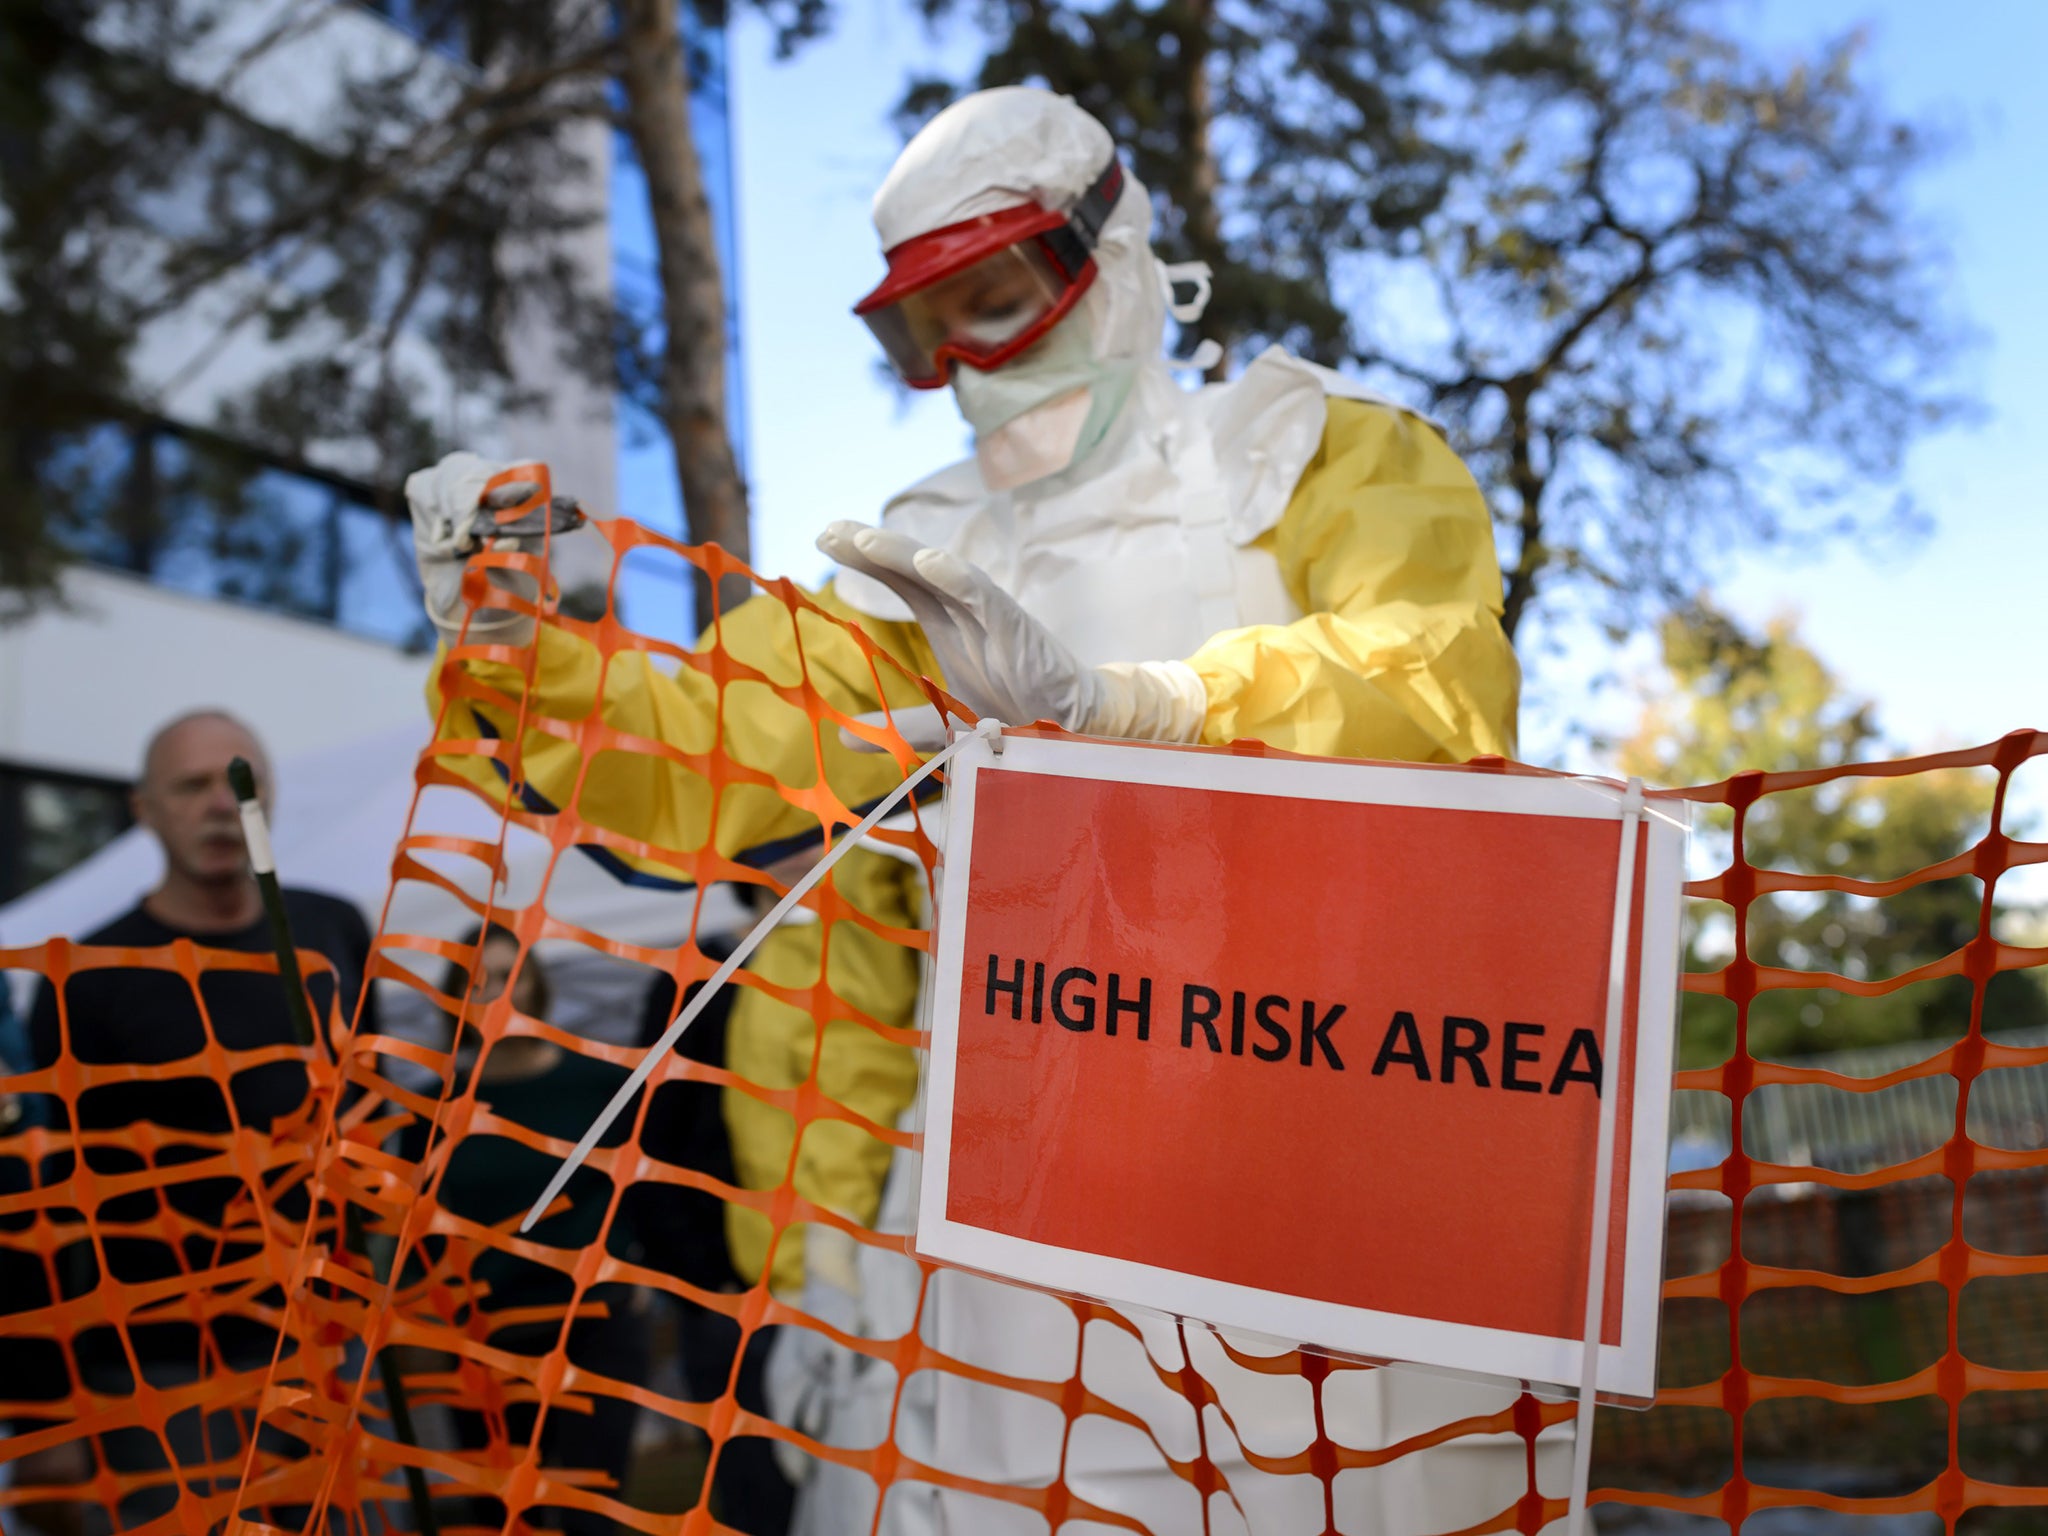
[771, 88, 1566, 1536]
[409, 83, 1557, 1536]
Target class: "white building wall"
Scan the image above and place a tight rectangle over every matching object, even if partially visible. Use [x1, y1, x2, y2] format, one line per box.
[0, 566, 429, 782]
[495, 112, 622, 522]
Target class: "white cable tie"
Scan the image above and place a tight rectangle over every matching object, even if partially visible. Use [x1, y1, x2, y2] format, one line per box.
[1568, 775, 1644, 1534]
[519, 720, 998, 1232]
[1161, 259, 1214, 323]
[1567, 774, 1687, 833]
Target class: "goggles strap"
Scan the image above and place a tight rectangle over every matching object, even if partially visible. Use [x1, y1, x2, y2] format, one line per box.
[1040, 151, 1126, 280]
[1069, 152, 1125, 244]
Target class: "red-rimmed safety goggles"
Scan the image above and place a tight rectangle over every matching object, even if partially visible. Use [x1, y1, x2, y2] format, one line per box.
[856, 154, 1125, 388]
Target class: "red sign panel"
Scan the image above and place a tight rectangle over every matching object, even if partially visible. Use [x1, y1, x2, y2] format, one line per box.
[916, 734, 1684, 1399]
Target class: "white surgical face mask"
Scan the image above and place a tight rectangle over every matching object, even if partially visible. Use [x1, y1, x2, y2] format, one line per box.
[951, 313, 1135, 488]
[973, 388, 1091, 491]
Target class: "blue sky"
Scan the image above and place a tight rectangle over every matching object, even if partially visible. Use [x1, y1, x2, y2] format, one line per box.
[618, 0, 2045, 845]
[1717, 2, 2047, 759]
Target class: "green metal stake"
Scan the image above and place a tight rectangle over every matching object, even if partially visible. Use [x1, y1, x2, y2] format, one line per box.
[228, 757, 439, 1536]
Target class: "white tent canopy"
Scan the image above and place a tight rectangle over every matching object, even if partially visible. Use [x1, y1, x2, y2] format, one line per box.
[0, 721, 747, 1047]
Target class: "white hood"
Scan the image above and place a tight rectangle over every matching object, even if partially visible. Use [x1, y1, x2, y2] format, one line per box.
[840, 88, 1408, 665]
[869, 86, 1167, 373]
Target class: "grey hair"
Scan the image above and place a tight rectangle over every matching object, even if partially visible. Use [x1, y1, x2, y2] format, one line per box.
[138, 708, 267, 786]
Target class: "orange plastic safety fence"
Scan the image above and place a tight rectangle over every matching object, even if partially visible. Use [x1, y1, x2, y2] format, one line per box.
[1, 495, 2042, 1536]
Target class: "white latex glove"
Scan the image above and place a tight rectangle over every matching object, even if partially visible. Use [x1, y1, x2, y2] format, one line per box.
[817, 522, 1208, 743]
[404, 450, 548, 642]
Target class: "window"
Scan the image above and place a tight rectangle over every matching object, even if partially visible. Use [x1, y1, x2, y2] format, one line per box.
[356, 0, 481, 66]
[0, 766, 133, 905]
[337, 499, 437, 647]
[154, 434, 338, 620]
[39, 422, 145, 570]
[29, 420, 433, 652]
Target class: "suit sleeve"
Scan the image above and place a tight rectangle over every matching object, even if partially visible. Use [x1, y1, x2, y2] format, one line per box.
[1188, 398, 1521, 763]
[426, 584, 942, 880]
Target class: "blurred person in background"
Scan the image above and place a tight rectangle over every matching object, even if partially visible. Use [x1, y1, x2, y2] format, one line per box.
[625, 945, 797, 1535]
[3, 978, 82, 1536]
[17, 708, 379, 1528]
[430, 923, 652, 1535]
[0, 978, 34, 1119]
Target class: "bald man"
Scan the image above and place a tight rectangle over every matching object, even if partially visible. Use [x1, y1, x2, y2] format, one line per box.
[19, 710, 377, 1525]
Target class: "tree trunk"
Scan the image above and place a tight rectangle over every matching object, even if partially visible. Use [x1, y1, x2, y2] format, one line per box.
[1179, 0, 1229, 383]
[616, 0, 753, 628]
[1500, 389, 1545, 642]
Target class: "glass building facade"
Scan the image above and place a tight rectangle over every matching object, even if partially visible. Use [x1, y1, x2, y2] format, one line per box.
[29, 3, 748, 656]
[0, 5, 747, 901]
[34, 420, 431, 652]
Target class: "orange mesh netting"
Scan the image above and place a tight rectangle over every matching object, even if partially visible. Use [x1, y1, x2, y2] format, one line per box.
[2, 495, 2044, 1536]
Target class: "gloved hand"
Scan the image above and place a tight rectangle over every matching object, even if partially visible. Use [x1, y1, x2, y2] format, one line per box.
[818, 522, 1208, 743]
[405, 451, 554, 643]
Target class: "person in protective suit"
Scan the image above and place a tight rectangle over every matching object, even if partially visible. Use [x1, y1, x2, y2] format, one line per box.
[409, 84, 1552, 1536]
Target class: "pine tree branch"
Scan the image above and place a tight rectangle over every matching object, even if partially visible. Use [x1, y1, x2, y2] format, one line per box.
[128, 41, 618, 328]
[1500, 384, 1545, 641]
